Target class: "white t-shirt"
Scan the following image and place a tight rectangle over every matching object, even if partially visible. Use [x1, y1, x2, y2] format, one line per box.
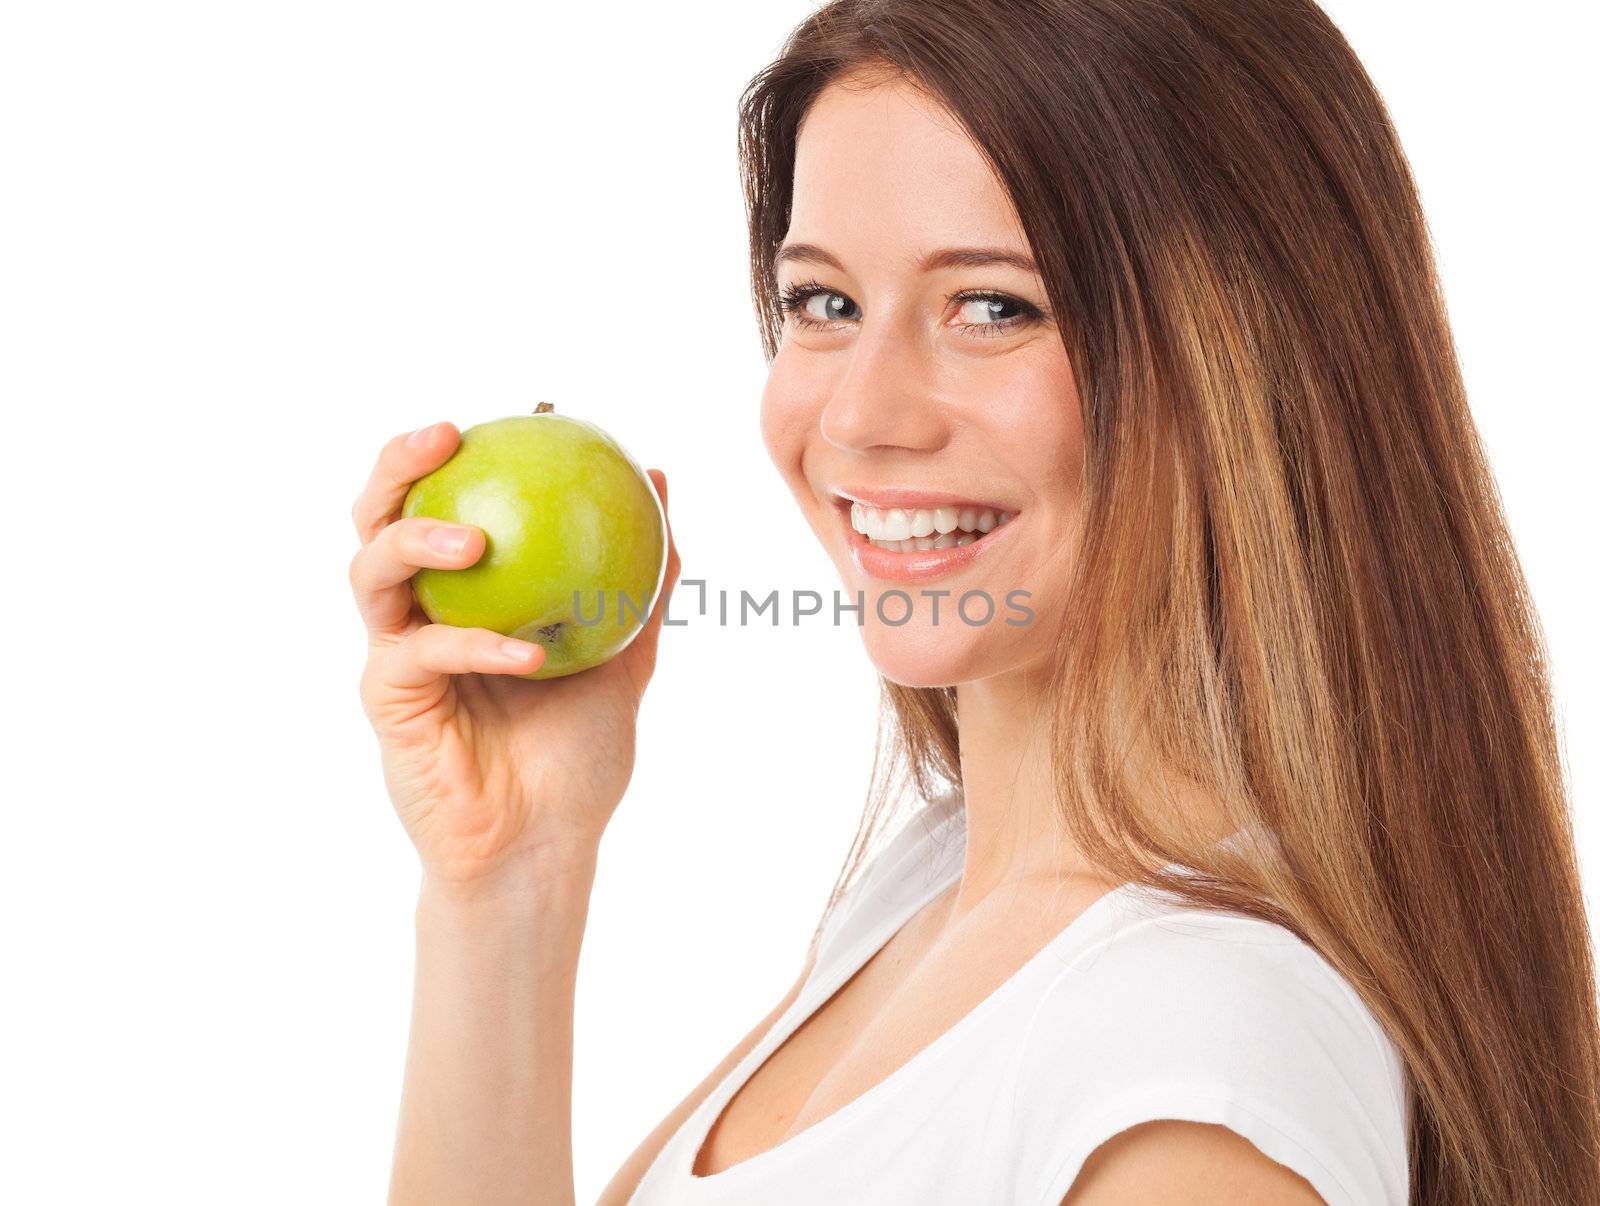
[628, 787, 1411, 1204]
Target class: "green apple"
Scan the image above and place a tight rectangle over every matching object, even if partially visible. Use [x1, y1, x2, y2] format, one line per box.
[401, 403, 667, 679]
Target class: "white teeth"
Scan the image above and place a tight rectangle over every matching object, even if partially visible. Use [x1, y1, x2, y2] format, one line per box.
[864, 530, 980, 552]
[850, 500, 1016, 548]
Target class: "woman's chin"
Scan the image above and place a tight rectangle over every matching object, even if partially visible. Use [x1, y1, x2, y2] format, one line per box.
[858, 625, 993, 689]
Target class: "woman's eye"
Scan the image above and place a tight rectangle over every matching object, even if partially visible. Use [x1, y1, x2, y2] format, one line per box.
[955, 296, 1026, 326]
[776, 282, 862, 330]
[801, 291, 859, 323]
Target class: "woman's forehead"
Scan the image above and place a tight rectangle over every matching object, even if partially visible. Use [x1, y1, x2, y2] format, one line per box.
[790, 79, 1026, 266]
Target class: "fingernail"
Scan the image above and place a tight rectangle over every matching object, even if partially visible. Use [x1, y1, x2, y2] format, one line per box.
[500, 639, 538, 662]
[427, 525, 470, 555]
[407, 423, 441, 447]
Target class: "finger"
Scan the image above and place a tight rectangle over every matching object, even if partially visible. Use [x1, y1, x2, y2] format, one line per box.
[349, 516, 487, 638]
[646, 468, 680, 607]
[376, 625, 546, 695]
[351, 422, 461, 544]
[621, 470, 681, 686]
[660, 516, 681, 613]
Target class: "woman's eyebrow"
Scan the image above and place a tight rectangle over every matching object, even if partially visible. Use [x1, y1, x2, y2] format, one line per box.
[774, 242, 1040, 275]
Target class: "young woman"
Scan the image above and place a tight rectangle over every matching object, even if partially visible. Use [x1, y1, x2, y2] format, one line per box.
[350, 2, 1600, 1203]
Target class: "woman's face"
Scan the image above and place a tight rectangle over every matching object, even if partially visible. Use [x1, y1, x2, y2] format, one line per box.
[760, 71, 1086, 687]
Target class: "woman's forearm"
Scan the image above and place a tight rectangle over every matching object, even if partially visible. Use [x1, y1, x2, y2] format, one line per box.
[388, 845, 599, 1206]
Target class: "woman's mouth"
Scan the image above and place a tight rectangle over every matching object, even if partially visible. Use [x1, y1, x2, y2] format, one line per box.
[849, 502, 1015, 551]
[832, 495, 1021, 583]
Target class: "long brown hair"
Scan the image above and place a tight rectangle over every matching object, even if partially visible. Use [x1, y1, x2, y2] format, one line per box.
[737, 1, 1600, 1201]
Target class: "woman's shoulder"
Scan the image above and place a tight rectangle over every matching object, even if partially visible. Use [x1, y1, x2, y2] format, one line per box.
[1067, 887, 1407, 1093]
[1006, 888, 1412, 1206]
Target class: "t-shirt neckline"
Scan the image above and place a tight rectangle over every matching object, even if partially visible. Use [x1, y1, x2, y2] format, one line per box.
[681, 794, 1151, 1185]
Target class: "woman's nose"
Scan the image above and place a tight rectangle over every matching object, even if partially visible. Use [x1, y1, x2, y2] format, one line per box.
[818, 319, 948, 453]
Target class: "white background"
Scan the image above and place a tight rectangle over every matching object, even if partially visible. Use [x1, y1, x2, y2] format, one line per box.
[1, 2, 1593, 1201]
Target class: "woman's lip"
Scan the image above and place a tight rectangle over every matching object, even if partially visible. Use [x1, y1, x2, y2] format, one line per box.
[833, 498, 1018, 583]
[832, 486, 1018, 513]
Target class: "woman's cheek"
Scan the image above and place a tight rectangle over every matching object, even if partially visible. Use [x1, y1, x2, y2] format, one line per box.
[759, 353, 819, 485]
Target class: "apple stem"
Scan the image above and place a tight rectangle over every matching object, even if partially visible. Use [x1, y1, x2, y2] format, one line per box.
[534, 401, 555, 414]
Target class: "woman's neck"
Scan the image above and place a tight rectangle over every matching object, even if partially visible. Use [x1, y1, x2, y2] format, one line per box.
[950, 669, 1237, 920]
[949, 670, 1111, 917]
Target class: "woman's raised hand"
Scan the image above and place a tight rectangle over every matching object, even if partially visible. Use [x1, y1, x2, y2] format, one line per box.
[348, 421, 681, 890]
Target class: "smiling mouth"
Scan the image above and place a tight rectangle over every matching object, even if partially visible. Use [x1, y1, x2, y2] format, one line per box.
[846, 501, 1016, 552]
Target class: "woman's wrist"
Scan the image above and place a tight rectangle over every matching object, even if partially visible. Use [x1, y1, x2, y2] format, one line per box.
[396, 840, 592, 1205]
[417, 842, 600, 939]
